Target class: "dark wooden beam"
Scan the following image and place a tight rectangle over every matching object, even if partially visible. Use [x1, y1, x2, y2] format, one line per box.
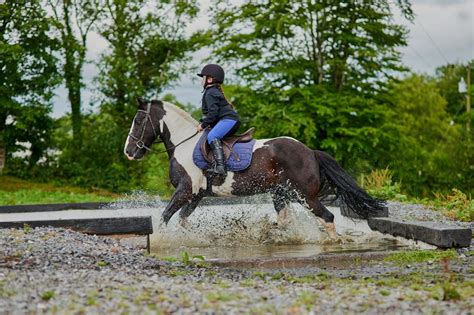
[0, 216, 153, 235]
[0, 202, 108, 213]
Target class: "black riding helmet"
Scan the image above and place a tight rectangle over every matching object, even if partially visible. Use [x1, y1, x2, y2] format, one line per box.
[197, 64, 225, 83]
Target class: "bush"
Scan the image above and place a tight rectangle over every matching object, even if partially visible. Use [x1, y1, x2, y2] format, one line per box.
[361, 168, 407, 201]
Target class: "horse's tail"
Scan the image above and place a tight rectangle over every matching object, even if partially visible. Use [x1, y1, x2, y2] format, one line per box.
[314, 150, 386, 219]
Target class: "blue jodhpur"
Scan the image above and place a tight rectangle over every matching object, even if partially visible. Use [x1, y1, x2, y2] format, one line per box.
[207, 119, 238, 144]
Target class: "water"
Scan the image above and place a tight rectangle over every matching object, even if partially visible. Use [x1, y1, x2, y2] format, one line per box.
[0, 191, 430, 261]
[146, 194, 423, 261]
[151, 239, 408, 261]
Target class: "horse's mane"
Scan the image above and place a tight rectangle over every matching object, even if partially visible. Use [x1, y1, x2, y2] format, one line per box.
[162, 101, 198, 125]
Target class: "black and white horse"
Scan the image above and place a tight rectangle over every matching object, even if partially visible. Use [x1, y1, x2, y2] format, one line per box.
[124, 98, 385, 237]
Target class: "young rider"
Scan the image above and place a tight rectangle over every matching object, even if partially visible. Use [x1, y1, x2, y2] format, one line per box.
[196, 64, 240, 175]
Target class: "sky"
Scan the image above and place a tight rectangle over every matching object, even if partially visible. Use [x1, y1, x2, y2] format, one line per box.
[51, 0, 474, 117]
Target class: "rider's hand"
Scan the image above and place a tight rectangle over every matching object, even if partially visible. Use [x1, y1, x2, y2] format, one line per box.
[197, 124, 204, 132]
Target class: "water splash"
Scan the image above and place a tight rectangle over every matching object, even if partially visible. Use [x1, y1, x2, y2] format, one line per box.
[104, 191, 429, 255]
[107, 190, 166, 209]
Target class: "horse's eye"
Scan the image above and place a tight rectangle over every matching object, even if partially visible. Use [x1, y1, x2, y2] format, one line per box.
[135, 118, 142, 125]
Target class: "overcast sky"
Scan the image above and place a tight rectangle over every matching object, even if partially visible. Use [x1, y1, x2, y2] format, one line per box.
[51, 0, 474, 117]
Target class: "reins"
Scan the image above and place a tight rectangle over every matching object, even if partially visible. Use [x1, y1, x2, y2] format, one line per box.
[128, 102, 199, 155]
[152, 131, 199, 154]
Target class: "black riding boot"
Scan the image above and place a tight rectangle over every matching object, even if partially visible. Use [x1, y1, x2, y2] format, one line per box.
[209, 138, 226, 175]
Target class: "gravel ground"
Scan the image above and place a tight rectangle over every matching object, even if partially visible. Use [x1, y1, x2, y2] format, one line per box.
[1, 226, 473, 314]
[387, 201, 473, 229]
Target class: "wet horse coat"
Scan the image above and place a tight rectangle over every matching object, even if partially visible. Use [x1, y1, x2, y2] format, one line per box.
[124, 99, 385, 236]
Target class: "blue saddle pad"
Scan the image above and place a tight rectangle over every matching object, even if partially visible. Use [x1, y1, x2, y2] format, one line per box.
[192, 131, 256, 172]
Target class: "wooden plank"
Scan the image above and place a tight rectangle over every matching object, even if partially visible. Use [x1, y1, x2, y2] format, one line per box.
[0, 202, 108, 213]
[0, 216, 153, 235]
[368, 217, 472, 248]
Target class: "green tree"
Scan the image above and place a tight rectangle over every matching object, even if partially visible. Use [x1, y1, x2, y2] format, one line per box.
[209, 0, 411, 91]
[97, 0, 201, 121]
[435, 61, 474, 135]
[384, 74, 472, 195]
[54, 0, 203, 192]
[0, 0, 59, 173]
[46, 0, 103, 146]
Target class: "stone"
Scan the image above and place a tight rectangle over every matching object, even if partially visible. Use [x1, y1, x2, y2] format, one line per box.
[368, 217, 472, 248]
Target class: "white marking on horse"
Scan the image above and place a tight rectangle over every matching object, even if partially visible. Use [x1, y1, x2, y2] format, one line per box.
[252, 139, 271, 151]
[124, 120, 135, 160]
[252, 137, 299, 153]
[212, 172, 236, 196]
[161, 102, 206, 194]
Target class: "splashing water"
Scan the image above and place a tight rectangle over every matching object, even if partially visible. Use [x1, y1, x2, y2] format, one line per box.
[107, 192, 430, 258]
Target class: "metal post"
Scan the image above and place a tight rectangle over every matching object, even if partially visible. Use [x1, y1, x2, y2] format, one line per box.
[146, 234, 151, 254]
[467, 64, 471, 134]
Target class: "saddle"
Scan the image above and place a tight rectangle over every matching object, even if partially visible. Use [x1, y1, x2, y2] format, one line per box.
[201, 127, 255, 163]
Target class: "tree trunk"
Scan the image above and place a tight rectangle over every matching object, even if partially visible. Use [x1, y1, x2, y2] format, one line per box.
[0, 114, 6, 174]
[63, 0, 84, 146]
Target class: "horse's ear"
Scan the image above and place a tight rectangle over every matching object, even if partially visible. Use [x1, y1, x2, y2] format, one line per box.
[136, 97, 145, 107]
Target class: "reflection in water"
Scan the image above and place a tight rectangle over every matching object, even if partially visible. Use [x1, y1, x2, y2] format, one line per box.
[152, 238, 407, 261]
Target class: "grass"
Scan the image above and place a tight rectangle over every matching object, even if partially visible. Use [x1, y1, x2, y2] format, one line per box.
[0, 176, 119, 205]
[384, 249, 458, 265]
[41, 290, 55, 301]
[361, 169, 473, 222]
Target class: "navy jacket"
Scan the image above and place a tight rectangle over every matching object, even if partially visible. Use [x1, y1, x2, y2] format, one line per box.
[200, 85, 240, 128]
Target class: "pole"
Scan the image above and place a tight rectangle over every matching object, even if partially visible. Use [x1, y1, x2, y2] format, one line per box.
[467, 64, 471, 135]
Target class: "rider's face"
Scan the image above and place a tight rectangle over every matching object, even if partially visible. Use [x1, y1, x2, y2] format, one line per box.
[201, 76, 206, 87]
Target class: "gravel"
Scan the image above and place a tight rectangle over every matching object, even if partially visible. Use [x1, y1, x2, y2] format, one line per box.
[1, 226, 472, 314]
[387, 201, 473, 229]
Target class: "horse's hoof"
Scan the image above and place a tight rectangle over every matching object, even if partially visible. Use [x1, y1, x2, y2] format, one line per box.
[324, 223, 338, 239]
[277, 208, 289, 226]
[179, 218, 191, 230]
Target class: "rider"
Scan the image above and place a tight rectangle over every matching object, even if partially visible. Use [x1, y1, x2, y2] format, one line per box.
[197, 64, 241, 175]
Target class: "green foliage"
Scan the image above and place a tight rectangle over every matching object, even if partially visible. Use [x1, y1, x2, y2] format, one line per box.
[181, 251, 206, 266]
[228, 84, 394, 172]
[382, 74, 472, 196]
[96, 260, 109, 267]
[0, 188, 116, 206]
[41, 290, 55, 301]
[361, 168, 407, 201]
[385, 250, 457, 265]
[0, 0, 60, 171]
[46, 0, 103, 144]
[210, 0, 410, 91]
[22, 224, 32, 234]
[0, 175, 118, 205]
[430, 189, 473, 222]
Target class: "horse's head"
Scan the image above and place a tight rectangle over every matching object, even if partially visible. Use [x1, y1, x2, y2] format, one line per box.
[124, 97, 165, 160]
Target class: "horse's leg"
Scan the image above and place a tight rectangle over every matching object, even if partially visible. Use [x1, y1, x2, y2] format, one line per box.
[178, 192, 205, 229]
[304, 198, 337, 238]
[271, 189, 290, 226]
[162, 184, 192, 225]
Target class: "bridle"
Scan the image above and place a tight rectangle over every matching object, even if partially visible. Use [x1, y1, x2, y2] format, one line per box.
[128, 102, 158, 153]
[128, 102, 199, 155]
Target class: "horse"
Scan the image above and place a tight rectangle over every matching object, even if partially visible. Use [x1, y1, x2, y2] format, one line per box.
[124, 98, 385, 238]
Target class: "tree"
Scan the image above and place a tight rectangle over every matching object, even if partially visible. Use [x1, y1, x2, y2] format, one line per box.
[383, 74, 472, 195]
[209, 0, 412, 92]
[46, 0, 103, 146]
[96, 0, 201, 121]
[0, 0, 59, 172]
[53, 0, 203, 192]
[435, 61, 474, 132]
